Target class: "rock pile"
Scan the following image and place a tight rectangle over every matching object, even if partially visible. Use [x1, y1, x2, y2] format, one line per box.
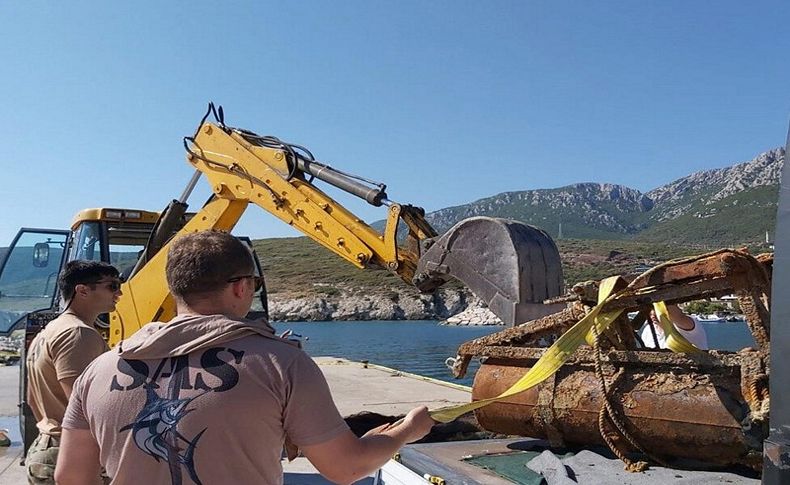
[442, 303, 502, 326]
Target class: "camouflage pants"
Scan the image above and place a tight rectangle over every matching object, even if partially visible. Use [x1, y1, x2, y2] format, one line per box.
[26, 433, 59, 485]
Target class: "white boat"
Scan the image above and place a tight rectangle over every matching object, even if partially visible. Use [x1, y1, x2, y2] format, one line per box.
[695, 314, 726, 322]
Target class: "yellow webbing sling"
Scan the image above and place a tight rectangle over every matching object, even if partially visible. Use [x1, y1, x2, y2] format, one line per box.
[429, 279, 701, 423]
[649, 301, 702, 353]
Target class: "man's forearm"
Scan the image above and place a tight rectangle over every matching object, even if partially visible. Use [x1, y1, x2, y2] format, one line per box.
[338, 426, 416, 484]
[55, 428, 103, 485]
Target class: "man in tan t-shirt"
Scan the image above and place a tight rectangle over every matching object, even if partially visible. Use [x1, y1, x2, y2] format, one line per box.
[57, 230, 435, 485]
[25, 260, 120, 484]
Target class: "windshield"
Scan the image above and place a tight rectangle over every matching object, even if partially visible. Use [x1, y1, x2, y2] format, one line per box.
[70, 221, 102, 262]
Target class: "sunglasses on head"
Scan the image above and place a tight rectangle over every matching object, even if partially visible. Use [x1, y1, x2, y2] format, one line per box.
[227, 275, 264, 292]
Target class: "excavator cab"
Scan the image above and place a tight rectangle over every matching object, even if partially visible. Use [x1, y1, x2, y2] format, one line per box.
[0, 209, 174, 338]
[0, 208, 269, 337]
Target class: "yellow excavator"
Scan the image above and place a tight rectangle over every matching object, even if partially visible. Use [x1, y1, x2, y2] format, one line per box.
[0, 104, 563, 451]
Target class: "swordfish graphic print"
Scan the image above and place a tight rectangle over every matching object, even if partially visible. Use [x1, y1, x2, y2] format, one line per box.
[112, 347, 245, 485]
[120, 385, 208, 485]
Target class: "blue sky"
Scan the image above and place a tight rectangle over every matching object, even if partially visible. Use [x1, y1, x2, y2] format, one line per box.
[0, 1, 788, 244]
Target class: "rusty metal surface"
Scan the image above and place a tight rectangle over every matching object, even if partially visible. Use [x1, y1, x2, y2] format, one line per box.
[471, 346, 751, 369]
[455, 248, 772, 469]
[472, 360, 760, 467]
[449, 304, 586, 378]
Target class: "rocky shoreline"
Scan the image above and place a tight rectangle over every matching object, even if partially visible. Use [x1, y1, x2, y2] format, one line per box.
[267, 288, 503, 326]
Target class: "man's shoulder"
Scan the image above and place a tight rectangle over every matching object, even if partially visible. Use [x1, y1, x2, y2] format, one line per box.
[228, 333, 307, 358]
[47, 312, 93, 332]
[40, 314, 107, 356]
[43, 313, 102, 343]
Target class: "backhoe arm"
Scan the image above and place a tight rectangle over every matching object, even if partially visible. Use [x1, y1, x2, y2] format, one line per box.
[186, 122, 432, 277]
[109, 120, 434, 346]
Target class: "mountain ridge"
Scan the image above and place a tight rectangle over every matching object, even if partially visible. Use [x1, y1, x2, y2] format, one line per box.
[419, 147, 784, 246]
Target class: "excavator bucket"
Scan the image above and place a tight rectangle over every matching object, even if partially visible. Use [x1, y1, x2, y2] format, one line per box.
[413, 217, 563, 326]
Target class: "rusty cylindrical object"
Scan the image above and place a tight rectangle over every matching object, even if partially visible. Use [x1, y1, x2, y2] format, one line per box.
[473, 357, 760, 467]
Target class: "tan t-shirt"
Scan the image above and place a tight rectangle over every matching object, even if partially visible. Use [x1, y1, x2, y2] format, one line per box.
[26, 312, 109, 436]
[63, 315, 349, 485]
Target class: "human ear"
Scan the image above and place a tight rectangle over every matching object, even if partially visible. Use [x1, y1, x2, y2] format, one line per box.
[231, 280, 247, 299]
[75, 284, 90, 298]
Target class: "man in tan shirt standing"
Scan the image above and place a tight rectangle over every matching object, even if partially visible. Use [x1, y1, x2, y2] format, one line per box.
[56, 230, 435, 485]
[26, 260, 120, 484]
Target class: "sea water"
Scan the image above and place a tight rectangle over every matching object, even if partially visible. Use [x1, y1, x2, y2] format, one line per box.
[273, 320, 756, 387]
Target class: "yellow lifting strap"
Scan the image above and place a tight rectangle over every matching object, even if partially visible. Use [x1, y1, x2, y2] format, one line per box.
[650, 301, 702, 353]
[429, 278, 701, 424]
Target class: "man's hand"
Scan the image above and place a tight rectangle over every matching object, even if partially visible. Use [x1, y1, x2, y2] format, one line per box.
[361, 406, 434, 443]
[396, 406, 435, 444]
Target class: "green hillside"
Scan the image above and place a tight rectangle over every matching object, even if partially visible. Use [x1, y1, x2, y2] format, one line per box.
[252, 237, 418, 298]
[636, 185, 778, 247]
[253, 236, 706, 298]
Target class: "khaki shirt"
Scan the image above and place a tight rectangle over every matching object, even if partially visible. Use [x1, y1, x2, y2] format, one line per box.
[26, 313, 108, 436]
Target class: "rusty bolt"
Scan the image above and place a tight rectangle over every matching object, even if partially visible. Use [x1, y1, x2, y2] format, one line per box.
[314, 222, 323, 230]
[203, 125, 213, 135]
[356, 253, 367, 264]
[295, 209, 304, 217]
[321, 203, 330, 211]
[337, 238, 345, 247]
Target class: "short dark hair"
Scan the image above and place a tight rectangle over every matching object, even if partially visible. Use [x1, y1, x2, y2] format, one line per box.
[59, 260, 120, 301]
[166, 231, 254, 300]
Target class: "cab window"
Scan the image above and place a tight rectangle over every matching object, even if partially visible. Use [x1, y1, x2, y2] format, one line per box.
[70, 221, 102, 262]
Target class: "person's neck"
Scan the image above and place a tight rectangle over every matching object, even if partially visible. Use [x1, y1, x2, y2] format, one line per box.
[176, 300, 236, 318]
[64, 302, 100, 325]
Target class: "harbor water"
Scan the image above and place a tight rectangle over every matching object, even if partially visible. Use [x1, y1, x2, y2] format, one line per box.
[273, 320, 757, 387]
